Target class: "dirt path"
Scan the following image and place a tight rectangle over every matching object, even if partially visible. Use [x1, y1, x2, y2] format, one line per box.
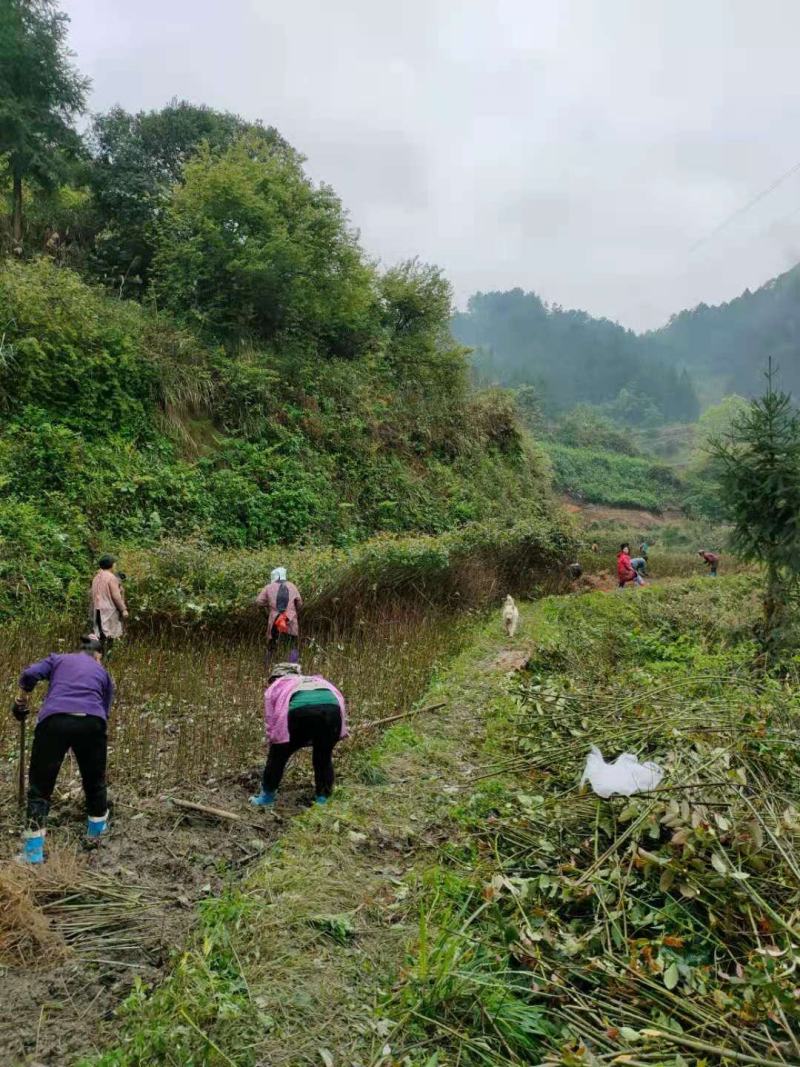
[0, 761, 320, 1065]
[562, 497, 684, 525]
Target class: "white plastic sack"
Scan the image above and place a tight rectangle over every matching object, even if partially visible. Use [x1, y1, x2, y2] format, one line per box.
[580, 745, 663, 798]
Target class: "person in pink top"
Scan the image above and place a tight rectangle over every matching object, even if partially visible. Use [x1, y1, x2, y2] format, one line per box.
[90, 555, 128, 652]
[250, 662, 348, 807]
[255, 566, 303, 666]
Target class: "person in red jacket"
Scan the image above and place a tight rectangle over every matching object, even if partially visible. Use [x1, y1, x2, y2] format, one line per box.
[617, 543, 642, 588]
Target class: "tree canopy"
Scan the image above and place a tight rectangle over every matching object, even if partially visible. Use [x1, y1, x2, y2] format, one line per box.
[647, 264, 800, 399]
[88, 100, 290, 295]
[151, 134, 377, 354]
[0, 0, 88, 245]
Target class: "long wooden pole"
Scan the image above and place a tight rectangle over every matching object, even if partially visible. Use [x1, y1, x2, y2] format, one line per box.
[356, 702, 446, 733]
[17, 717, 26, 807]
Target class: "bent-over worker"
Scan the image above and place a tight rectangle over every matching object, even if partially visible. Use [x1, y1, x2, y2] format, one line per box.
[617, 543, 643, 588]
[90, 554, 128, 652]
[255, 566, 302, 665]
[12, 635, 113, 864]
[698, 550, 719, 577]
[250, 662, 347, 808]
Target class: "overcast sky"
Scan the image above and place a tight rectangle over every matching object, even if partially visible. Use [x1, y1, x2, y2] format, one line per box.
[63, 0, 800, 330]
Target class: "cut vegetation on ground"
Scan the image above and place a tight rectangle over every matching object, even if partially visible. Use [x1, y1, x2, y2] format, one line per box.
[68, 574, 800, 1066]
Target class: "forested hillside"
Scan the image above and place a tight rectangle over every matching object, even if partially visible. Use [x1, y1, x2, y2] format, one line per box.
[648, 262, 800, 397]
[455, 265, 800, 420]
[0, 93, 564, 613]
[0, 251, 557, 611]
[452, 289, 700, 424]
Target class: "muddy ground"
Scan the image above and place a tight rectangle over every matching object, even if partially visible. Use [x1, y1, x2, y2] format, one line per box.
[0, 755, 323, 1066]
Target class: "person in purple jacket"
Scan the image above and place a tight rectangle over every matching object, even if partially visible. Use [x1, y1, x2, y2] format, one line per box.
[11, 635, 114, 864]
[250, 662, 348, 808]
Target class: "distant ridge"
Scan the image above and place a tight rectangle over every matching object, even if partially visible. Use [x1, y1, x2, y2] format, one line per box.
[454, 263, 800, 415]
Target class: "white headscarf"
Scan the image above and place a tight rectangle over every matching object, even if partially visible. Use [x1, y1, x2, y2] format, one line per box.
[270, 566, 287, 583]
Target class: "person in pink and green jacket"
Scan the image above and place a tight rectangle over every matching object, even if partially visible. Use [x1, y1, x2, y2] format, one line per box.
[250, 663, 348, 808]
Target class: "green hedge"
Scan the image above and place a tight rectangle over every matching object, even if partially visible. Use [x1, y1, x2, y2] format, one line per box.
[122, 516, 577, 630]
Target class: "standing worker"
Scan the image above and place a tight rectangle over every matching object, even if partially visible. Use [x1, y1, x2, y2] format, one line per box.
[250, 662, 347, 808]
[90, 554, 128, 653]
[698, 550, 720, 577]
[11, 635, 113, 864]
[256, 567, 303, 666]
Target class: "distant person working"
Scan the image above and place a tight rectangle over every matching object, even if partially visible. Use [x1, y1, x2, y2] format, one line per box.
[698, 550, 720, 577]
[617, 543, 644, 588]
[256, 567, 303, 666]
[90, 554, 128, 652]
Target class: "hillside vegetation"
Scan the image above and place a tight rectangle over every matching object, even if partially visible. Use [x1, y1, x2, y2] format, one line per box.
[544, 443, 686, 513]
[0, 106, 569, 616]
[650, 262, 800, 398]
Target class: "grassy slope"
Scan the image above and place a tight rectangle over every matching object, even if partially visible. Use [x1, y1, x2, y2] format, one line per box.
[88, 575, 799, 1066]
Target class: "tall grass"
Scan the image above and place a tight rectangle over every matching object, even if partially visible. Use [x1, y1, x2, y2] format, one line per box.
[0, 605, 477, 802]
[382, 579, 800, 1065]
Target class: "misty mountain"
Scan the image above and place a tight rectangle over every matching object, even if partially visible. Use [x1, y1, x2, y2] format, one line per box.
[647, 263, 800, 398]
[452, 289, 699, 425]
[454, 264, 800, 423]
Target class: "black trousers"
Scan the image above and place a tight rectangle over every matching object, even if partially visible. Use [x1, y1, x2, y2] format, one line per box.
[262, 703, 341, 797]
[265, 626, 298, 667]
[27, 714, 108, 828]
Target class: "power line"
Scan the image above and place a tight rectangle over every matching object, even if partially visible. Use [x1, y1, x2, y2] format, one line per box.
[689, 157, 800, 254]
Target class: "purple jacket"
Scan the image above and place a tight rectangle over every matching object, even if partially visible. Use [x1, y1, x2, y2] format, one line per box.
[19, 652, 114, 724]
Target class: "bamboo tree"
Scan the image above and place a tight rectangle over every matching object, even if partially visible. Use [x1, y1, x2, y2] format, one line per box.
[710, 360, 800, 655]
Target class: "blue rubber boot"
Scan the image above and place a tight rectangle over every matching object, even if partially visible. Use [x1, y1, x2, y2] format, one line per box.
[86, 813, 108, 840]
[314, 795, 328, 806]
[250, 790, 276, 808]
[22, 830, 45, 865]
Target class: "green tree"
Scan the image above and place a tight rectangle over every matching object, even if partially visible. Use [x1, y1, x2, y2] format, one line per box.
[0, 0, 88, 246]
[710, 367, 800, 653]
[152, 133, 377, 354]
[88, 101, 290, 295]
[378, 260, 468, 451]
[694, 394, 749, 455]
[554, 403, 637, 454]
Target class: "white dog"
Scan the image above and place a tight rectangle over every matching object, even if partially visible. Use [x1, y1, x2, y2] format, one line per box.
[502, 594, 519, 638]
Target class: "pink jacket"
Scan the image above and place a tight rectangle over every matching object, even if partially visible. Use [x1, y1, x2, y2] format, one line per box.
[255, 580, 302, 637]
[90, 570, 127, 639]
[264, 675, 348, 744]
